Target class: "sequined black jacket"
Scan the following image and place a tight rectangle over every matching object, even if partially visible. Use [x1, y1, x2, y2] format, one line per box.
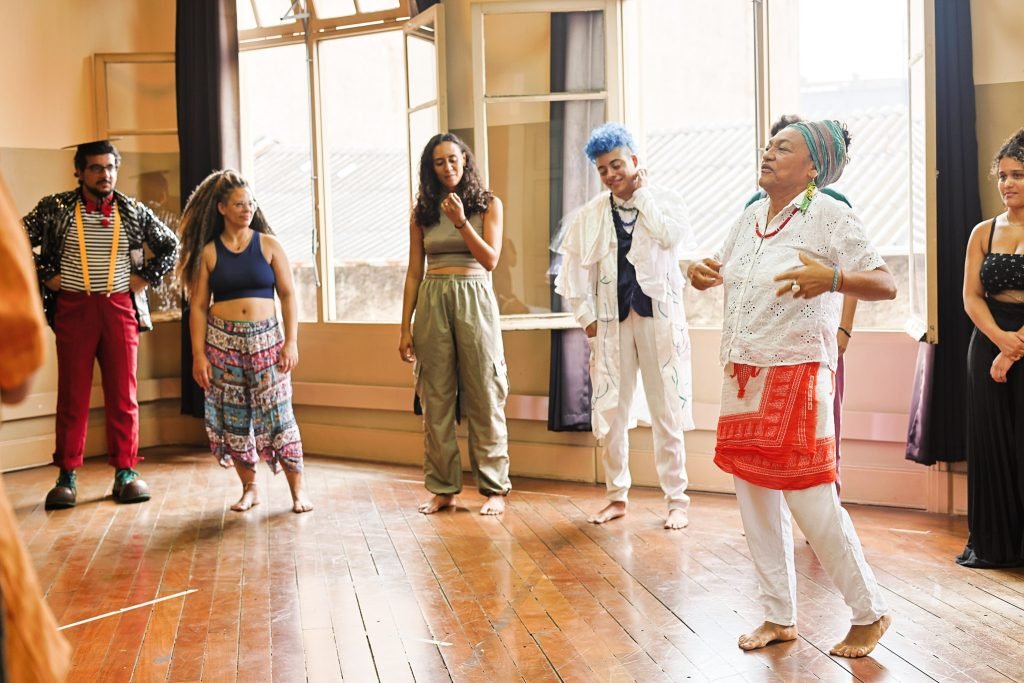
[22, 188, 180, 331]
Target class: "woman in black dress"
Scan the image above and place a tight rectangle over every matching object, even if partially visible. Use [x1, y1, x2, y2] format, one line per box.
[958, 128, 1024, 568]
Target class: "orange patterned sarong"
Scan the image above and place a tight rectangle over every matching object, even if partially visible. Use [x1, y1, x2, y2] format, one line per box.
[714, 362, 836, 490]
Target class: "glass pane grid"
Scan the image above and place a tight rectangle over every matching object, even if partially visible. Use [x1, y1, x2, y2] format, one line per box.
[768, 0, 913, 330]
[240, 44, 318, 322]
[319, 31, 410, 323]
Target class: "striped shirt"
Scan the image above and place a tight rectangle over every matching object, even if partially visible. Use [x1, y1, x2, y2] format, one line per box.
[60, 199, 131, 293]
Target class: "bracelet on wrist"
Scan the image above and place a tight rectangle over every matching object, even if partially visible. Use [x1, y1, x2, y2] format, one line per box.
[455, 220, 468, 230]
[830, 267, 840, 293]
[838, 326, 852, 338]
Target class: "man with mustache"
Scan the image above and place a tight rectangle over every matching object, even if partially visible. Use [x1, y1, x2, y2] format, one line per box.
[23, 139, 179, 509]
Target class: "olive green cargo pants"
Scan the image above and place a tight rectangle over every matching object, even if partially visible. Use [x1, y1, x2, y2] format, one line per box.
[413, 274, 511, 496]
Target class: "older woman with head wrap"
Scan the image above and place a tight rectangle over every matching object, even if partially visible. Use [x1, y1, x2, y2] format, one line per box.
[689, 120, 896, 658]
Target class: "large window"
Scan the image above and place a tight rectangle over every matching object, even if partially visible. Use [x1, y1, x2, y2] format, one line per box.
[632, 0, 758, 327]
[319, 32, 410, 322]
[471, 0, 929, 333]
[237, 0, 442, 323]
[239, 43, 317, 322]
[765, 0, 925, 332]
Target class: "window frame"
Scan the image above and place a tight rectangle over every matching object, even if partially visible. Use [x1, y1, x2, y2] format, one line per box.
[470, 0, 622, 190]
[237, 1, 446, 324]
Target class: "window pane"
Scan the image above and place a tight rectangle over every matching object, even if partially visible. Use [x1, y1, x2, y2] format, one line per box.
[487, 99, 604, 315]
[356, 0, 400, 12]
[105, 62, 177, 132]
[768, 0, 912, 330]
[239, 44, 317, 322]
[483, 11, 605, 97]
[314, 0, 356, 18]
[118, 141, 182, 317]
[320, 32, 410, 322]
[408, 105, 438, 203]
[406, 33, 437, 109]
[252, 0, 295, 26]
[236, 0, 257, 31]
[635, 0, 757, 327]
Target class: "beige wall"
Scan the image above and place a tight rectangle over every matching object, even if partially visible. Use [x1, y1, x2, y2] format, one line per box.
[0, 0, 175, 150]
[971, 0, 1024, 218]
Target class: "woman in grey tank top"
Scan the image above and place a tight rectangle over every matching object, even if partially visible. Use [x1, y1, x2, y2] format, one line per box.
[399, 133, 512, 515]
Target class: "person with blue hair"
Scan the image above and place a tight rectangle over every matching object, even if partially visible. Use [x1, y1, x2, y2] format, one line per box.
[689, 119, 895, 658]
[554, 122, 696, 529]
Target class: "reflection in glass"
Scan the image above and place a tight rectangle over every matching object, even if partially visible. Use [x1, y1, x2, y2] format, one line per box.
[240, 44, 317, 322]
[486, 100, 604, 315]
[483, 11, 605, 98]
[106, 63, 178, 132]
[320, 31, 410, 322]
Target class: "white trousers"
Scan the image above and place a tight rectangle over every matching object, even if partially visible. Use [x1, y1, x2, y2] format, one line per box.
[734, 478, 888, 626]
[600, 311, 689, 510]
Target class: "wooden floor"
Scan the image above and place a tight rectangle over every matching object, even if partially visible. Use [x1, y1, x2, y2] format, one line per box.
[7, 446, 1024, 682]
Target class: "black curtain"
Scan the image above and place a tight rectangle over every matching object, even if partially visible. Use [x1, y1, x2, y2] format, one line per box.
[175, 0, 242, 417]
[905, 0, 981, 464]
[547, 13, 601, 431]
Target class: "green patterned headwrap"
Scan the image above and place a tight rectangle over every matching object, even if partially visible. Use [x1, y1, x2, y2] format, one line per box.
[787, 120, 849, 188]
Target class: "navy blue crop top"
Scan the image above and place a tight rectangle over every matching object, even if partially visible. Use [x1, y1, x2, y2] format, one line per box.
[979, 218, 1024, 295]
[209, 233, 276, 302]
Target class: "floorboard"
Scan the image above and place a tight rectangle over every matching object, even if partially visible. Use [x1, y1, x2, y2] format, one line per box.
[5, 446, 1022, 682]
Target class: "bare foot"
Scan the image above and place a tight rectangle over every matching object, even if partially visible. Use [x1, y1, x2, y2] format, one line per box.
[230, 482, 260, 512]
[480, 494, 506, 515]
[830, 614, 892, 658]
[738, 621, 798, 651]
[664, 508, 689, 530]
[284, 470, 313, 514]
[418, 494, 456, 514]
[588, 501, 627, 524]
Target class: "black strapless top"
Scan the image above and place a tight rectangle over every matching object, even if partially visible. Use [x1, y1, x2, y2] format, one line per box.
[979, 218, 1024, 295]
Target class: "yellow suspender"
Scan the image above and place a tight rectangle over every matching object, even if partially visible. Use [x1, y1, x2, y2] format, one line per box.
[73, 201, 122, 293]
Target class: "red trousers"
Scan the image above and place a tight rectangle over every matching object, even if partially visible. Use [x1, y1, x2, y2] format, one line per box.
[53, 291, 140, 471]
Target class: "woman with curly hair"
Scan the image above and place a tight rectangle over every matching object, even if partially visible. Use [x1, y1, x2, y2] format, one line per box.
[958, 128, 1024, 568]
[177, 169, 312, 513]
[399, 133, 511, 515]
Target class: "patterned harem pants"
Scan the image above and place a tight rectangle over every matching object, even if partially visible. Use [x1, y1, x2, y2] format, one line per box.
[205, 315, 303, 473]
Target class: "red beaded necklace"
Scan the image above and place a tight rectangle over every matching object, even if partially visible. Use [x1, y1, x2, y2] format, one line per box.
[755, 205, 800, 239]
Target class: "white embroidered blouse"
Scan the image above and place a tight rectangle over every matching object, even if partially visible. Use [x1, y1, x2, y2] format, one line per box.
[717, 189, 886, 370]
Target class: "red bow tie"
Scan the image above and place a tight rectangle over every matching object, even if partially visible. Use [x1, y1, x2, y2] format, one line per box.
[83, 194, 114, 226]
